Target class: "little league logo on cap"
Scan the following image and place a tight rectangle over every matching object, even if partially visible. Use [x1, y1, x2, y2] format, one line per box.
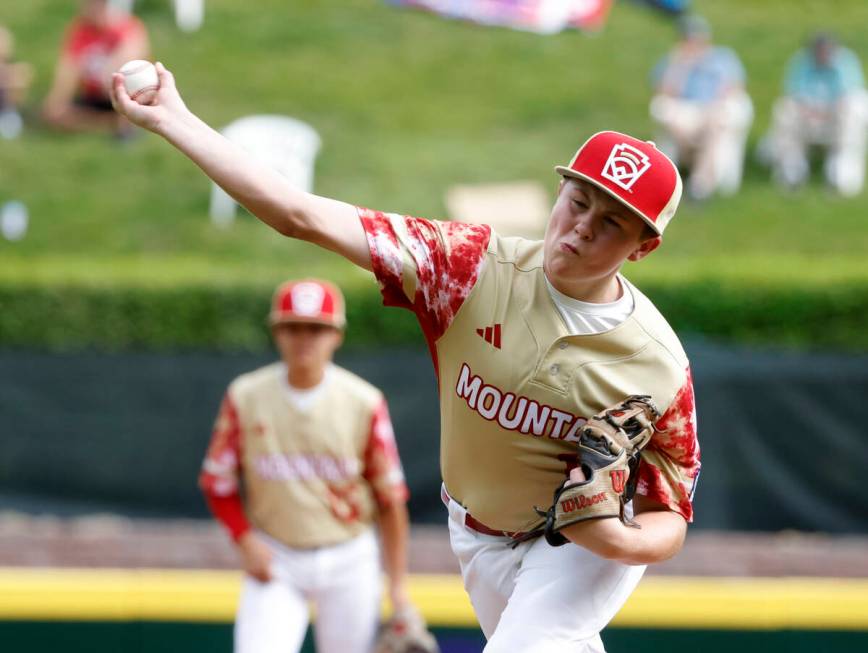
[601, 143, 652, 191]
[291, 282, 326, 317]
[269, 279, 346, 328]
[555, 131, 683, 235]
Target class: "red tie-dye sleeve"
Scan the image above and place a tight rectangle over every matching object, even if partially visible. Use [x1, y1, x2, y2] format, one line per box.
[358, 207, 491, 345]
[199, 393, 250, 540]
[636, 367, 701, 521]
[362, 397, 409, 508]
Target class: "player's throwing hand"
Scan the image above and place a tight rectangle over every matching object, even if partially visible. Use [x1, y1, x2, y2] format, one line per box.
[111, 62, 189, 134]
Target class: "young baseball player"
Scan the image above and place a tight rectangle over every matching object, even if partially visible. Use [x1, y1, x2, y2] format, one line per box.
[200, 278, 414, 653]
[113, 64, 699, 653]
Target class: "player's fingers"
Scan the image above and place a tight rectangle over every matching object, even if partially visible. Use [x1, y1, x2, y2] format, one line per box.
[254, 568, 272, 583]
[569, 467, 586, 483]
[110, 73, 132, 113]
[154, 61, 175, 90]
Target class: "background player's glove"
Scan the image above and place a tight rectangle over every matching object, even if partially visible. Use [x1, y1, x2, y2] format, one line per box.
[540, 395, 660, 547]
[373, 605, 440, 653]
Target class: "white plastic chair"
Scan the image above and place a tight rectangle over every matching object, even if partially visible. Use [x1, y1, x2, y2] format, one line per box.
[445, 181, 550, 238]
[108, 0, 204, 32]
[209, 115, 322, 227]
[173, 0, 204, 32]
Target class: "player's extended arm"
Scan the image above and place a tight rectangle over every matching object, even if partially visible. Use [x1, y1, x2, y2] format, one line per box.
[377, 500, 412, 611]
[110, 63, 372, 270]
[561, 493, 687, 565]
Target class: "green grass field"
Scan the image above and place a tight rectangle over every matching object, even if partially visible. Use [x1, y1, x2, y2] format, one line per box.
[1, 0, 867, 334]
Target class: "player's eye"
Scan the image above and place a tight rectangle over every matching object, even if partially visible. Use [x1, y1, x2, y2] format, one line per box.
[604, 216, 622, 228]
[571, 199, 588, 210]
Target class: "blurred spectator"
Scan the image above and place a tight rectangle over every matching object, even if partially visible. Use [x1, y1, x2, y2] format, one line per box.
[633, 0, 689, 15]
[42, 0, 150, 136]
[0, 24, 34, 140]
[764, 33, 868, 196]
[649, 15, 753, 200]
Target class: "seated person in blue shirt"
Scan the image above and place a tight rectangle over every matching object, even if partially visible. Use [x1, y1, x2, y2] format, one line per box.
[766, 32, 868, 196]
[649, 15, 753, 200]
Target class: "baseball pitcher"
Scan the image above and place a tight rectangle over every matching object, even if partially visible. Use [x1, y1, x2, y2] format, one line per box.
[114, 65, 700, 653]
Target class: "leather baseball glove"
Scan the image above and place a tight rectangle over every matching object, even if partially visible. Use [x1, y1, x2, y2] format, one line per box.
[535, 395, 660, 547]
[372, 606, 440, 653]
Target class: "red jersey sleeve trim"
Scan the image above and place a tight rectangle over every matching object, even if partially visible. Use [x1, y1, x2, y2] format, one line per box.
[203, 492, 250, 542]
[636, 366, 701, 521]
[199, 393, 243, 497]
[362, 396, 410, 508]
[358, 207, 490, 380]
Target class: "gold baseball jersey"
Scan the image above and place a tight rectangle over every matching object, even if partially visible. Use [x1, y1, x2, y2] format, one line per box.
[360, 208, 700, 533]
[200, 363, 408, 549]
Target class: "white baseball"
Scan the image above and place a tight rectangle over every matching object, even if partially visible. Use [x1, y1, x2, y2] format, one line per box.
[119, 60, 160, 105]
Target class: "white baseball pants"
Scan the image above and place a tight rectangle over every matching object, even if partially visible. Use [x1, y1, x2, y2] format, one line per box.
[650, 92, 754, 200]
[768, 92, 868, 196]
[234, 529, 382, 653]
[444, 487, 646, 653]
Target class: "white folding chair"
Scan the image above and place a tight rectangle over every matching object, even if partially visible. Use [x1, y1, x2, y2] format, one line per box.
[445, 181, 550, 238]
[173, 0, 205, 32]
[209, 115, 322, 227]
[108, 0, 204, 32]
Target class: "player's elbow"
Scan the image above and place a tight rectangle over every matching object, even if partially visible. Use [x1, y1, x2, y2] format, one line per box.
[619, 517, 687, 565]
[272, 205, 321, 242]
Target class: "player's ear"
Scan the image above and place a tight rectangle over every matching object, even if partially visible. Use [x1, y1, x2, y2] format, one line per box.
[627, 235, 661, 262]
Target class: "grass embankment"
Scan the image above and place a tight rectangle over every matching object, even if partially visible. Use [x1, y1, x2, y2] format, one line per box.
[1, 0, 866, 350]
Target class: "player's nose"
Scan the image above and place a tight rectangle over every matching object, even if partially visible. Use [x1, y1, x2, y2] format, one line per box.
[572, 213, 594, 241]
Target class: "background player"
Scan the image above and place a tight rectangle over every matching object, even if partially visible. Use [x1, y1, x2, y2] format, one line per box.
[114, 65, 699, 652]
[200, 278, 414, 653]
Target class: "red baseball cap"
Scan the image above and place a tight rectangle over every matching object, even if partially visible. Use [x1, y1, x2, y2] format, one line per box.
[555, 131, 682, 235]
[269, 279, 346, 329]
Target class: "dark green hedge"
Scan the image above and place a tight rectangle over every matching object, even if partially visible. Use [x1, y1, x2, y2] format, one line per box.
[1, 281, 866, 351]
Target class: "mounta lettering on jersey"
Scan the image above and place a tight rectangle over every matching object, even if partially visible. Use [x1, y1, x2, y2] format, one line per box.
[455, 363, 587, 440]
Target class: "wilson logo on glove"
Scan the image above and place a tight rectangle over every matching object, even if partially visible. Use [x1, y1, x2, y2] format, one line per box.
[560, 492, 607, 513]
[513, 395, 660, 548]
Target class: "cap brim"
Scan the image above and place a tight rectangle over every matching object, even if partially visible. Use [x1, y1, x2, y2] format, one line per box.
[555, 165, 662, 236]
[268, 315, 345, 329]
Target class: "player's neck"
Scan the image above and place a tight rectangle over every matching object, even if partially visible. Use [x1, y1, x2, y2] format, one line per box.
[547, 273, 622, 304]
[286, 364, 326, 390]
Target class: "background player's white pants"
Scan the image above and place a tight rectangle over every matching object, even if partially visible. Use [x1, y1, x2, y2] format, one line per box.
[767, 92, 868, 196]
[445, 489, 645, 653]
[235, 529, 382, 653]
[650, 93, 754, 200]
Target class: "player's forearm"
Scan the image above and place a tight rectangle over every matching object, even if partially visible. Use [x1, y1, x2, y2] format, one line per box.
[203, 491, 251, 542]
[377, 501, 411, 608]
[158, 111, 313, 236]
[563, 510, 686, 565]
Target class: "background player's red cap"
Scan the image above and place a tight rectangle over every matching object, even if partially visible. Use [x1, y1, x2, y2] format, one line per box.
[269, 279, 346, 329]
[555, 131, 682, 235]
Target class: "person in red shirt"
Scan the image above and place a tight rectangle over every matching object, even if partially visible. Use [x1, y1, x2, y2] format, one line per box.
[42, 0, 150, 135]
